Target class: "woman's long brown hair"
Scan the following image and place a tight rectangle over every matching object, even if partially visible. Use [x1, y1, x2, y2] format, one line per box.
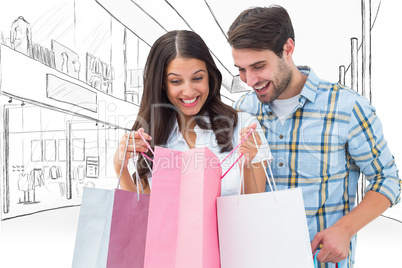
[131, 30, 238, 188]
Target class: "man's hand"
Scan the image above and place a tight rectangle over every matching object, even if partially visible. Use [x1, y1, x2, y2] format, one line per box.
[311, 191, 392, 264]
[311, 223, 352, 264]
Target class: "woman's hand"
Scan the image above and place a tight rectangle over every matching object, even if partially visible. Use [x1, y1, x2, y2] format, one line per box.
[113, 128, 152, 171]
[238, 123, 262, 167]
[238, 123, 266, 194]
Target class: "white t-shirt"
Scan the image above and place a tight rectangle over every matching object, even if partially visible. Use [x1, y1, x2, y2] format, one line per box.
[146, 112, 272, 196]
[270, 94, 300, 125]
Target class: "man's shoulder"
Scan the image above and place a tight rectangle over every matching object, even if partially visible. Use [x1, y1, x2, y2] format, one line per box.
[315, 81, 361, 108]
[233, 91, 261, 114]
[303, 67, 360, 103]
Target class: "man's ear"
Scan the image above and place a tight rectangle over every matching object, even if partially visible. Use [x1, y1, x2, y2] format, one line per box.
[283, 38, 295, 59]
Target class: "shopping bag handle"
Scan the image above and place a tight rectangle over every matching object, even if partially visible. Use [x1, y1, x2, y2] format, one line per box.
[236, 131, 277, 196]
[117, 131, 145, 197]
[220, 127, 256, 179]
[137, 130, 154, 162]
[234, 130, 277, 192]
[220, 128, 276, 192]
[135, 131, 154, 185]
[219, 128, 254, 167]
[249, 131, 277, 192]
[313, 250, 339, 268]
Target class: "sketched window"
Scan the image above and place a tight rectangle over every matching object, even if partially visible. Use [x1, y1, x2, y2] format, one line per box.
[31, 140, 43, 162]
[125, 68, 143, 104]
[58, 139, 67, 162]
[44, 139, 56, 162]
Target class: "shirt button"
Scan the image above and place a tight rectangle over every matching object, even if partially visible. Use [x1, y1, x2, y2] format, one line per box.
[268, 112, 273, 116]
[278, 162, 284, 167]
[279, 135, 284, 139]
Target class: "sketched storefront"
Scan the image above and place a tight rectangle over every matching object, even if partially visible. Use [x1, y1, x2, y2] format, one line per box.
[0, 45, 138, 220]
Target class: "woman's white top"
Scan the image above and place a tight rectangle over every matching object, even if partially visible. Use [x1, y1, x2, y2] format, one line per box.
[144, 112, 272, 196]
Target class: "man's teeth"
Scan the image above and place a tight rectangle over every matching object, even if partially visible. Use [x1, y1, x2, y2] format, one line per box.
[182, 97, 198, 104]
[254, 82, 269, 90]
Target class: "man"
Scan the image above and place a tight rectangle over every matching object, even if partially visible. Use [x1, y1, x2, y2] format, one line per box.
[228, 5, 401, 268]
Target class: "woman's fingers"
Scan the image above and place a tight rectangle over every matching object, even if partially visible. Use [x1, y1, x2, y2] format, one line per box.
[133, 128, 152, 141]
[238, 124, 263, 165]
[239, 125, 261, 147]
[121, 130, 153, 155]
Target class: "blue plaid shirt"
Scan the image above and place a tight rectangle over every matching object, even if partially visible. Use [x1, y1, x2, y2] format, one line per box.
[234, 66, 401, 268]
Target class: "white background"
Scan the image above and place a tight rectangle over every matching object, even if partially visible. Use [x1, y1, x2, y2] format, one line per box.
[1, 0, 402, 267]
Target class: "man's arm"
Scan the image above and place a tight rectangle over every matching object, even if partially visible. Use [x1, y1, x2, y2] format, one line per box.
[311, 94, 400, 264]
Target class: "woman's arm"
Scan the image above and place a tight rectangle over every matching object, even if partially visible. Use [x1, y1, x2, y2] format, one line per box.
[238, 123, 269, 194]
[113, 129, 152, 193]
[243, 161, 268, 193]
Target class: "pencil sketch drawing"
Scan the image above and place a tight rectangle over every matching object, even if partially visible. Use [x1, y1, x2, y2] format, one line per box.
[0, 0, 401, 266]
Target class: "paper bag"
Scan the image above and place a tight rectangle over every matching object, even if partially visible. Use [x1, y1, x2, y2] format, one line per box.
[143, 146, 222, 268]
[217, 187, 314, 268]
[72, 131, 150, 267]
[72, 188, 150, 268]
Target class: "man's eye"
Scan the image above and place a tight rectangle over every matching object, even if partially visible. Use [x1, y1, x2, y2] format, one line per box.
[254, 65, 264, 69]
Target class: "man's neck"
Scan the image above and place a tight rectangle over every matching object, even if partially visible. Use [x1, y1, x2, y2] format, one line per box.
[278, 65, 307, 100]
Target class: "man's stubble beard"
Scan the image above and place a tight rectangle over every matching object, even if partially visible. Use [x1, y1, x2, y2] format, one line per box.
[257, 59, 293, 104]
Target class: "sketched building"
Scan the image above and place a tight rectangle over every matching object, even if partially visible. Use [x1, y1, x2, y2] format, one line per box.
[0, 0, 251, 220]
[0, 2, 146, 219]
[0, 0, 252, 221]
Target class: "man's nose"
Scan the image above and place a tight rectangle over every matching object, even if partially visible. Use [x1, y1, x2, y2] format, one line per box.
[245, 71, 258, 87]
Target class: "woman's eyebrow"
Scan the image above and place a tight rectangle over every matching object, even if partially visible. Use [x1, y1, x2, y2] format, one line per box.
[167, 69, 206, 77]
[166, 72, 181, 77]
[193, 69, 206, 75]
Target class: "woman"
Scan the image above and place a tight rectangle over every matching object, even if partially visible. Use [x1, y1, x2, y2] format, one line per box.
[114, 30, 271, 195]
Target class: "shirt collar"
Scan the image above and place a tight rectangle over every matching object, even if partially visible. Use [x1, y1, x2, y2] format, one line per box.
[166, 114, 212, 144]
[298, 66, 320, 103]
[262, 66, 319, 113]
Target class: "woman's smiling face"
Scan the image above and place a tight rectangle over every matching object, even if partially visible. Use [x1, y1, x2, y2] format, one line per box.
[164, 57, 209, 117]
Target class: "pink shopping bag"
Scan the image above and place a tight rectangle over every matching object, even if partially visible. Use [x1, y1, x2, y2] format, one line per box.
[72, 131, 149, 268]
[143, 146, 222, 268]
[72, 188, 149, 268]
[107, 189, 150, 267]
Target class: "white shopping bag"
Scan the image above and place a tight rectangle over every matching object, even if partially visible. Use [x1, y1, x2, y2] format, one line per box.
[217, 136, 314, 268]
[72, 131, 150, 268]
[217, 187, 314, 267]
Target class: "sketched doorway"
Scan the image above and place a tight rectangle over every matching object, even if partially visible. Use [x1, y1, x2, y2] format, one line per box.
[1, 104, 80, 220]
[66, 119, 101, 200]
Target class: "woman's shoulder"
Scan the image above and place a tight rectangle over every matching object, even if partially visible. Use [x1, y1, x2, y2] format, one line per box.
[236, 111, 252, 117]
[233, 111, 264, 140]
[236, 111, 259, 127]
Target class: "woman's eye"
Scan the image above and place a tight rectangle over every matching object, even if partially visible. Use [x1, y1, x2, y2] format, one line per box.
[193, 76, 203, 81]
[170, 79, 181, 84]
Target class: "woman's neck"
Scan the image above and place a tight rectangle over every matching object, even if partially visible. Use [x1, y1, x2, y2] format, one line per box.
[177, 113, 197, 149]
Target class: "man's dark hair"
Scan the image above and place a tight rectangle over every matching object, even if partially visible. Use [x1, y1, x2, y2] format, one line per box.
[227, 5, 295, 58]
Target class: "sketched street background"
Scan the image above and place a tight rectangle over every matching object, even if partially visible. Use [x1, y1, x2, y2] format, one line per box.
[0, 0, 401, 267]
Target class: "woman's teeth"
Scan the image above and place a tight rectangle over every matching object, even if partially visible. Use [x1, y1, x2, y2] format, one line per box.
[181, 97, 198, 104]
